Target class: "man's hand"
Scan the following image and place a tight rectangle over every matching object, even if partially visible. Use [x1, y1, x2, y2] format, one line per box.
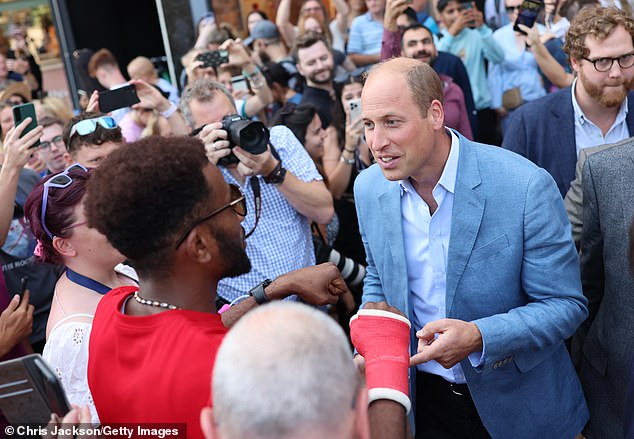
[3, 117, 42, 170]
[198, 123, 232, 165]
[233, 145, 278, 177]
[220, 39, 252, 68]
[275, 262, 349, 305]
[448, 9, 473, 36]
[345, 116, 364, 151]
[0, 291, 34, 357]
[85, 90, 100, 113]
[470, 4, 484, 28]
[6, 58, 29, 75]
[45, 405, 94, 439]
[410, 318, 483, 368]
[130, 79, 171, 113]
[186, 58, 216, 84]
[25, 154, 46, 174]
[384, 0, 410, 31]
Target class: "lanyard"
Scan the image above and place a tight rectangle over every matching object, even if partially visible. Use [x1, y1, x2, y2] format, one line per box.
[66, 268, 111, 295]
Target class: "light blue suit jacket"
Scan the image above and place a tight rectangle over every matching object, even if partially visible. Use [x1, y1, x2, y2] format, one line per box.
[354, 134, 589, 439]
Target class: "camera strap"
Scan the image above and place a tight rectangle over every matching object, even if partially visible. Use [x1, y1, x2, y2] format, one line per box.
[245, 177, 262, 239]
[269, 143, 281, 161]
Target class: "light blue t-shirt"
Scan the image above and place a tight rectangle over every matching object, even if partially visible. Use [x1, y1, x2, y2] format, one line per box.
[347, 12, 384, 55]
[437, 26, 505, 110]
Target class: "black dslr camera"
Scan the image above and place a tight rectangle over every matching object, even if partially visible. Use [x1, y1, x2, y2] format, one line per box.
[218, 114, 270, 166]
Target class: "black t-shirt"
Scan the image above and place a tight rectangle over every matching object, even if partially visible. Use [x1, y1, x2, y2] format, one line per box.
[0, 168, 62, 345]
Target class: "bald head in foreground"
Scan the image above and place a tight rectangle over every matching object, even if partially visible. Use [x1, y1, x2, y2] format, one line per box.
[201, 302, 369, 439]
[203, 300, 413, 439]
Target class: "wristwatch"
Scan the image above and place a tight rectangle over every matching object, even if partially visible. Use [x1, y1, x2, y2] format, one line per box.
[264, 160, 287, 185]
[249, 279, 272, 304]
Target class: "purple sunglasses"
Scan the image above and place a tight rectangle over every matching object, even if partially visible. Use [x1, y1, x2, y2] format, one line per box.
[40, 163, 89, 239]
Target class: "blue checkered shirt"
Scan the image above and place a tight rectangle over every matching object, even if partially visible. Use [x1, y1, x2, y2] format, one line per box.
[217, 125, 321, 301]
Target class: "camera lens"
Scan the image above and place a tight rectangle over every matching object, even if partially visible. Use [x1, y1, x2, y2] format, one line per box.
[238, 123, 268, 154]
[222, 114, 269, 156]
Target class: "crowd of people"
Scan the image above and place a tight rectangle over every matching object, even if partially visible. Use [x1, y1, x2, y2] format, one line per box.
[1, 1, 634, 438]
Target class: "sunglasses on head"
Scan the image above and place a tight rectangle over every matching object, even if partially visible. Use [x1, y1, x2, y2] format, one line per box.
[41, 163, 89, 240]
[334, 67, 368, 85]
[69, 116, 117, 139]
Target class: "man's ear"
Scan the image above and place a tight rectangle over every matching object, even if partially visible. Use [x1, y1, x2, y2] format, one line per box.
[429, 99, 445, 130]
[52, 236, 77, 258]
[183, 226, 215, 264]
[200, 407, 218, 439]
[296, 63, 304, 78]
[62, 152, 73, 166]
[570, 57, 581, 74]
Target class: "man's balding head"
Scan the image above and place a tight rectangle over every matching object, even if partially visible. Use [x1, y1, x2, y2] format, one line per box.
[203, 302, 367, 439]
[365, 57, 443, 118]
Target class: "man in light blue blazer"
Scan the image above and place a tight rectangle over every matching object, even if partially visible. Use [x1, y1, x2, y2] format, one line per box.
[354, 57, 589, 439]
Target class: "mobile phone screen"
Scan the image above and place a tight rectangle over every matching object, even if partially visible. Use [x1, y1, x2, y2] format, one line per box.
[231, 75, 249, 92]
[99, 84, 140, 113]
[461, 2, 476, 27]
[12, 103, 40, 148]
[513, 0, 543, 34]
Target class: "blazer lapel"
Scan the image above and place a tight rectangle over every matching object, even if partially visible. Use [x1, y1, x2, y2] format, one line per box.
[622, 148, 634, 227]
[378, 184, 410, 317]
[446, 138, 485, 316]
[626, 92, 634, 134]
[550, 90, 577, 189]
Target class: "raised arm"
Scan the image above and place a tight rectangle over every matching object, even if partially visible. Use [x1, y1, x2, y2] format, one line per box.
[520, 23, 572, 89]
[276, 0, 298, 48]
[0, 119, 42, 246]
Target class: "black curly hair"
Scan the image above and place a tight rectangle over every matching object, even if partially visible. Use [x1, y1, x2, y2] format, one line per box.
[84, 135, 211, 276]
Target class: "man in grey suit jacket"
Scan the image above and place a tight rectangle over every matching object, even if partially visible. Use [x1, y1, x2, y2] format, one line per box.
[574, 141, 634, 439]
[564, 138, 632, 248]
[354, 58, 588, 439]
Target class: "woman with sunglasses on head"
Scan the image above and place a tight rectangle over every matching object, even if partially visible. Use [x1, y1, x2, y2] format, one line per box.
[24, 163, 138, 421]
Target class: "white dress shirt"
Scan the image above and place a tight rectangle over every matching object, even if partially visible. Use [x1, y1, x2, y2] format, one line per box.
[401, 130, 481, 384]
[571, 79, 629, 157]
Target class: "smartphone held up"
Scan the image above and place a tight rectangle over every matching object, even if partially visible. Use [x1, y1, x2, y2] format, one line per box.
[12, 102, 40, 148]
[513, 0, 544, 34]
[98, 84, 140, 113]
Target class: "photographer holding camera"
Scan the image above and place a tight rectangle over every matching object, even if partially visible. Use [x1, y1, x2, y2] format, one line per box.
[180, 79, 334, 306]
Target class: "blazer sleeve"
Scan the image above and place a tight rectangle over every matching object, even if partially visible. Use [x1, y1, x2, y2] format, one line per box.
[577, 157, 605, 349]
[472, 168, 588, 370]
[564, 149, 588, 249]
